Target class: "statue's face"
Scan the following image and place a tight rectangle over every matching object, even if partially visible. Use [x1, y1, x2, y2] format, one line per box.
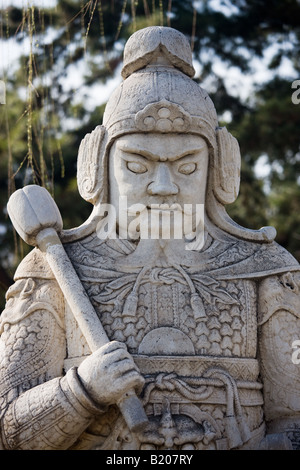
[108, 133, 209, 240]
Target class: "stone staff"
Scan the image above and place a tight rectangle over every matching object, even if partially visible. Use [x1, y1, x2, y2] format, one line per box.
[7, 184, 148, 433]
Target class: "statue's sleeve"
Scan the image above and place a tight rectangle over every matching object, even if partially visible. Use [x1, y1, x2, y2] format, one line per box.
[0, 272, 105, 450]
[258, 271, 300, 449]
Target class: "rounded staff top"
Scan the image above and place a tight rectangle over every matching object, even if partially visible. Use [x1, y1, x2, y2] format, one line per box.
[121, 26, 196, 79]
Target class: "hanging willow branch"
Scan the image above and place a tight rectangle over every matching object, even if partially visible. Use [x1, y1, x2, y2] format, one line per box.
[26, 5, 34, 180]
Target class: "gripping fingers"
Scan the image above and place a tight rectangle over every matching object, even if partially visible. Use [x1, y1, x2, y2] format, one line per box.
[100, 344, 139, 370]
[104, 357, 144, 391]
[101, 340, 127, 355]
[102, 346, 145, 395]
[77, 341, 144, 406]
[111, 367, 145, 397]
[120, 368, 145, 395]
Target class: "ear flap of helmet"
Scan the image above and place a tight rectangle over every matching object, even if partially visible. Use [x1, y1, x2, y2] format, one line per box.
[77, 125, 107, 205]
[213, 127, 241, 205]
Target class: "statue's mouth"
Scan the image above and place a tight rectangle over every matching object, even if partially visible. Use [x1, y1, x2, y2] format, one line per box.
[147, 203, 182, 212]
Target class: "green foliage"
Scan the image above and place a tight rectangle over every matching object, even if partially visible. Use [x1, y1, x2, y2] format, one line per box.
[0, 0, 300, 309]
[268, 182, 300, 260]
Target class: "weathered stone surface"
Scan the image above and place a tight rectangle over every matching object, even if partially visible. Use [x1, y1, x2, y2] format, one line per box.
[1, 26, 300, 450]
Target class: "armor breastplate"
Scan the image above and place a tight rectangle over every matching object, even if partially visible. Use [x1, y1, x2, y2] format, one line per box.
[97, 273, 257, 358]
[63, 237, 264, 450]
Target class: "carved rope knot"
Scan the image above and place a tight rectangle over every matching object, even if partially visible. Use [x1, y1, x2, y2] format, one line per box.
[135, 100, 191, 133]
[155, 373, 178, 391]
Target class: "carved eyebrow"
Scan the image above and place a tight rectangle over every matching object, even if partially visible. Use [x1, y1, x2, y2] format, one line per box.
[116, 142, 205, 161]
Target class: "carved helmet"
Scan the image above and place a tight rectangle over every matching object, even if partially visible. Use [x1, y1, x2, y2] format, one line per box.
[74, 26, 275, 243]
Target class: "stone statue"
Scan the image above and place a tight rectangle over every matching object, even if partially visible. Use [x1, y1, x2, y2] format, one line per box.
[1, 26, 300, 451]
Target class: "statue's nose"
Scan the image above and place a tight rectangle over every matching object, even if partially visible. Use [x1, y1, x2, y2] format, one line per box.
[147, 163, 179, 196]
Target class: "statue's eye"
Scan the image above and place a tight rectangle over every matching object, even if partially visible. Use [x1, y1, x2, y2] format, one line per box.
[127, 161, 148, 174]
[178, 162, 196, 175]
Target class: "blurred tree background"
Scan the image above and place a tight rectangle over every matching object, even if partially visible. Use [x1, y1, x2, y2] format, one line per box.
[0, 0, 300, 309]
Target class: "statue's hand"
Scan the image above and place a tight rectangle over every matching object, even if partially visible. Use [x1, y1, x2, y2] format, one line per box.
[77, 341, 145, 407]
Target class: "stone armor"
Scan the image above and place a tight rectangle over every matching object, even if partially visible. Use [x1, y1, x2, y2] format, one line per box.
[1, 26, 300, 450]
[1, 228, 300, 450]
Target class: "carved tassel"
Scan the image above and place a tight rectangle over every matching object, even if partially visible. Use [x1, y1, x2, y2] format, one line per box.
[121, 266, 149, 317]
[225, 415, 243, 449]
[236, 415, 251, 443]
[122, 292, 138, 317]
[190, 293, 206, 320]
